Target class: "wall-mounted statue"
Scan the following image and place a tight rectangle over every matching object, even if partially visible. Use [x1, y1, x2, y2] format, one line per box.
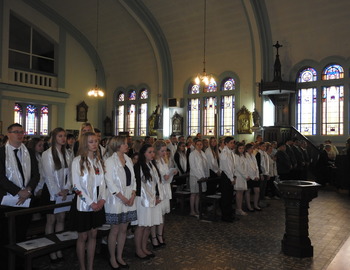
[171, 112, 183, 135]
[237, 106, 252, 134]
[148, 105, 161, 136]
[252, 108, 261, 127]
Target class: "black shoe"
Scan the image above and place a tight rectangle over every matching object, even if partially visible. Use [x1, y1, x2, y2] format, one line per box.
[156, 234, 166, 247]
[116, 260, 129, 269]
[146, 252, 156, 258]
[134, 253, 150, 260]
[254, 207, 262, 211]
[150, 236, 161, 249]
[109, 261, 120, 270]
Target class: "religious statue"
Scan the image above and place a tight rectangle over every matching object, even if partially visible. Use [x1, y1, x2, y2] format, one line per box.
[171, 112, 183, 135]
[148, 105, 161, 135]
[252, 108, 261, 127]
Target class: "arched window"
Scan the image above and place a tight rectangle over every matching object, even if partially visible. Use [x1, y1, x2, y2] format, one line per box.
[322, 64, 344, 80]
[186, 76, 237, 136]
[321, 64, 344, 135]
[321, 85, 344, 135]
[116, 93, 125, 134]
[297, 68, 317, 135]
[14, 103, 23, 125]
[138, 89, 148, 136]
[14, 103, 49, 136]
[296, 64, 346, 136]
[115, 88, 149, 136]
[40, 106, 49, 136]
[220, 78, 235, 136]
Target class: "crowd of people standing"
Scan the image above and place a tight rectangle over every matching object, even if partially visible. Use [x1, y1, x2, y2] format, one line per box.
[1, 122, 346, 270]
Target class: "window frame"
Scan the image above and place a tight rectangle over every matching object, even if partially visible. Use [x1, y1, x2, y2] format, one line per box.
[115, 88, 149, 136]
[14, 102, 50, 136]
[185, 75, 238, 137]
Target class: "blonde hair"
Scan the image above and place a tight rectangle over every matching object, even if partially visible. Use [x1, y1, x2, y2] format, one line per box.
[77, 132, 104, 176]
[78, 122, 94, 141]
[153, 140, 167, 159]
[107, 136, 127, 155]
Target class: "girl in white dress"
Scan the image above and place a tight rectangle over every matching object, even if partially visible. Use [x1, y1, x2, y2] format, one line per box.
[105, 136, 137, 268]
[189, 139, 209, 217]
[70, 132, 106, 270]
[234, 143, 248, 216]
[244, 143, 261, 211]
[133, 144, 163, 259]
[205, 137, 221, 195]
[41, 127, 72, 261]
[150, 141, 177, 247]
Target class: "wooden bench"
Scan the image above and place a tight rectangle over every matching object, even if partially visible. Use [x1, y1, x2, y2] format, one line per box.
[5, 201, 75, 270]
[172, 190, 191, 214]
[197, 177, 221, 221]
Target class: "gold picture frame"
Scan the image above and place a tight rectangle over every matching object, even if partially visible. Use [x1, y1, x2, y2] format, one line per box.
[237, 106, 252, 134]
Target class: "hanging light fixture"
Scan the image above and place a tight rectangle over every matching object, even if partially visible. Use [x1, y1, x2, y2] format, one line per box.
[88, 0, 105, 97]
[194, 0, 214, 86]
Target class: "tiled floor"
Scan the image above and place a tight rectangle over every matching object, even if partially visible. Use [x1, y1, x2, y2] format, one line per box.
[33, 188, 350, 270]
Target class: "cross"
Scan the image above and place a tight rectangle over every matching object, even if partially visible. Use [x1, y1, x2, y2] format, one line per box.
[273, 41, 283, 56]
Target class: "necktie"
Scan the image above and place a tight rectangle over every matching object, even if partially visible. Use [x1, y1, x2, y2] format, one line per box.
[14, 149, 25, 186]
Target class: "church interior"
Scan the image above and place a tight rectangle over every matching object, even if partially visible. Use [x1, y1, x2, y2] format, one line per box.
[1, 0, 350, 269]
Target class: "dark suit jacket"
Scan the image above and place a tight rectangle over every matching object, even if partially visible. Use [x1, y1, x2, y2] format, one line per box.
[0, 145, 40, 201]
[276, 150, 292, 175]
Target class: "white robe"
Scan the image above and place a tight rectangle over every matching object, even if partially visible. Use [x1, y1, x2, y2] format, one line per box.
[42, 147, 72, 201]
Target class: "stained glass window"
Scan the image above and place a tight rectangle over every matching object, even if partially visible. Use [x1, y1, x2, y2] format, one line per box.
[140, 89, 148, 100]
[14, 103, 23, 125]
[14, 103, 49, 135]
[204, 79, 217, 93]
[322, 64, 344, 80]
[116, 88, 148, 136]
[117, 105, 124, 135]
[118, 93, 125, 102]
[190, 84, 200, 94]
[139, 103, 147, 136]
[128, 90, 136, 100]
[26, 105, 37, 135]
[321, 86, 344, 135]
[127, 104, 136, 136]
[220, 95, 235, 136]
[298, 68, 317, 83]
[40, 106, 49, 136]
[203, 97, 217, 136]
[223, 78, 235, 91]
[297, 88, 317, 135]
[188, 98, 200, 136]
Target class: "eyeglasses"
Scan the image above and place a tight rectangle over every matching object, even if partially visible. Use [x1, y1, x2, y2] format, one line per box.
[9, 130, 25, 134]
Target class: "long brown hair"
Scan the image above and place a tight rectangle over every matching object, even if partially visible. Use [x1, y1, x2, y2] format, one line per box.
[209, 137, 219, 160]
[77, 132, 104, 176]
[50, 127, 68, 170]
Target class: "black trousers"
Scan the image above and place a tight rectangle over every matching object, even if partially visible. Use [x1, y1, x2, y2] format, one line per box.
[220, 172, 234, 220]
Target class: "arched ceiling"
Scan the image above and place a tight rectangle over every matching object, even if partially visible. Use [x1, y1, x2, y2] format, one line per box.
[27, 0, 350, 89]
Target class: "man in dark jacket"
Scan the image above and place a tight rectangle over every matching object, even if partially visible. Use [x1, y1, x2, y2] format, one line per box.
[276, 142, 292, 180]
[0, 123, 40, 267]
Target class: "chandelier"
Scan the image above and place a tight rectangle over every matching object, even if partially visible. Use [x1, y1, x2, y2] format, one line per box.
[194, 0, 214, 86]
[88, 85, 104, 97]
[88, 0, 105, 98]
